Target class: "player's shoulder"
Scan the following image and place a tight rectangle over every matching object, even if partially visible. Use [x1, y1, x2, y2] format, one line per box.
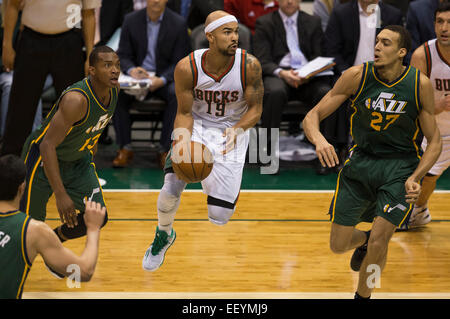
[411, 42, 427, 61]
[244, 53, 262, 75]
[343, 64, 365, 81]
[175, 54, 194, 75]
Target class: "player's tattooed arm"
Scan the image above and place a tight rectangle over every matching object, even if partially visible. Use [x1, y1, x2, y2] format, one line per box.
[235, 53, 263, 131]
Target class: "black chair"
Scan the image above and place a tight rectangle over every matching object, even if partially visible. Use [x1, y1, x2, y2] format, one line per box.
[129, 97, 166, 143]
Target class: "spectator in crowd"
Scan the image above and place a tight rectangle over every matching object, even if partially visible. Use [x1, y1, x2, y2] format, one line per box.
[406, 0, 442, 52]
[224, 0, 279, 34]
[186, 0, 223, 29]
[313, 0, 350, 32]
[1, 0, 100, 157]
[113, 0, 191, 168]
[253, 0, 332, 174]
[95, 0, 133, 47]
[167, 0, 193, 20]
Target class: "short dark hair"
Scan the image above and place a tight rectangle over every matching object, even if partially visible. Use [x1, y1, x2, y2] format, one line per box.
[0, 155, 26, 201]
[89, 46, 117, 67]
[435, 2, 450, 20]
[383, 25, 412, 53]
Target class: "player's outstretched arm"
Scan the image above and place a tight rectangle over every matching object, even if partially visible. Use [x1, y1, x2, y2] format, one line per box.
[302, 65, 363, 168]
[39, 92, 88, 228]
[405, 74, 443, 203]
[223, 54, 263, 154]
[173, 56, 195, 144]
[26, 201, 106, 281]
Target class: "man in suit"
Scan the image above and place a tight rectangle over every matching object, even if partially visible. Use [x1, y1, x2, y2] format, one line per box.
[113, 0, 191, 168]
[325, 0, 404, 75]
[253, 0, 332, 173]
[406, 0, 442, 52]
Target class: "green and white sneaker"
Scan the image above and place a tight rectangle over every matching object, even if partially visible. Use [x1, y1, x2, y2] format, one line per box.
[142, 227, 176, 272]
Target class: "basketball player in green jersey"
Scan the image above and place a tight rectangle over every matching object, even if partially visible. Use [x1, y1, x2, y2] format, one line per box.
[20, 46, 119, 260]
[303, 25, 442, 299]
[0, 155, 106, 299]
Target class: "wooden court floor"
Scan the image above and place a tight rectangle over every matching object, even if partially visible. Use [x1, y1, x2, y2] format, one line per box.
[23, 191, 450, 299]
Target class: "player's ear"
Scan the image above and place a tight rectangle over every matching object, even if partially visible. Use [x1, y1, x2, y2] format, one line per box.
[398, 47, 407, 59]
[206, 32, 215, 44]
[88, 65, 96, 77]
[17, 181, 26, 201]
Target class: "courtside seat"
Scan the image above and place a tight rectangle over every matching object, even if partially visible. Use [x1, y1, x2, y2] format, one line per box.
[129, 97, 166, 143]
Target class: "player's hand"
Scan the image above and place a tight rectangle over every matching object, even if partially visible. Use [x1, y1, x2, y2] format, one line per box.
[55, 192, 78, 228]
[405, 177, 421, 204]
[148, 76, 165, 92]
[2, 45, 15, 72]
[222, 127, 242, 155]
[129, 67, 150, 80]
[84, 201, 106, 231]
[280, 69, 302, 88]
[315, 139, 339, 168]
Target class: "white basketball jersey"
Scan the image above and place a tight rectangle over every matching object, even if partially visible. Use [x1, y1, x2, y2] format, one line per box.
[189, 48, 248, 129]
[425, 39, 450, 139]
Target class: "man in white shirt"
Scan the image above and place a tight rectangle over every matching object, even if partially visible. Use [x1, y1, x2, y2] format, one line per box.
[253, 0, 332, 172]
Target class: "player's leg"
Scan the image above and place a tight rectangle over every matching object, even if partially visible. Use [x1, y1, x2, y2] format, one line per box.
[328, 156, 373, 258]
[405, 139, 450, 229]
[356, 216, 396, 298]
[53, 160, 108, 242]
[20, 142, 52, 222]
[207, 195, 237, 226]
[143, 171, 186, 272]
[329, 223, 368, 254]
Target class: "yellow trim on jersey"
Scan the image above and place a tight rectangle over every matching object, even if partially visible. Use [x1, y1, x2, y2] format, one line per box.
[372, 65, 411, 88]
[16, 265, 30, 299]
[398, 203, 413, 227]
[26, 156, 42, 215]
[0, 211, 20, 218]
[414, 69, 420, 112]
[331, 169, 343, 223]
[85, 79, 110, 112]
[412, 119, 422, 160]
[349, 63, 369, 139]
[21, 216, 32, 268]
[350, 62, 369, 103]
[69, 88, 92, 127]
[91, 162, 106, 206]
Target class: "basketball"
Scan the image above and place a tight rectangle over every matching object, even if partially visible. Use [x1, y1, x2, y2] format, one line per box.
[171, 141, 214, 183]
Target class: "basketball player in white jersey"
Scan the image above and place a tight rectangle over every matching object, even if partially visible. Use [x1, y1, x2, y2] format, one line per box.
[405, 3, 450, 229]
[142, 11, 264, 271]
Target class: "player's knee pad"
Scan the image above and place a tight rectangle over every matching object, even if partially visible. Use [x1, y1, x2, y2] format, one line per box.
[157, 189, 181, 214]
[162, 173, 186, 197]
[207, 196, 235, 225]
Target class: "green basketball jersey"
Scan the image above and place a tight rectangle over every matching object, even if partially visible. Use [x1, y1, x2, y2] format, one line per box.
[350, 62, 423, 158]
[26, 78, 118, 161]
[0, 211, 32, 299]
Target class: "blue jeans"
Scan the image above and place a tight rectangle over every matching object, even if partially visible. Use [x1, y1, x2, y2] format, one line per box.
[0, 72, 52, 136]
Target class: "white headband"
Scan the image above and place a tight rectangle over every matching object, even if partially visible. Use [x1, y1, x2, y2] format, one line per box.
[204, 15, 238, 34]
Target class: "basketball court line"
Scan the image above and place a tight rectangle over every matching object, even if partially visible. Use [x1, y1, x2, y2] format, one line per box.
[22, 292, 450, 299]
[101, 189, 450, 193]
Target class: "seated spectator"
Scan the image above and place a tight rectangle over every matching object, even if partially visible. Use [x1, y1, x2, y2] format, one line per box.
[253, 0, 332, 173]
[224, 0, 279, 34]
[113, 0, 191, 168]
[186, 0, 223, 29]
[406, 0, 442, 52]
[313, 0, 350, 32]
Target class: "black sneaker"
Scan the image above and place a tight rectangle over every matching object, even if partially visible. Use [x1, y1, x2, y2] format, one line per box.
[350, 231, 370, 272]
